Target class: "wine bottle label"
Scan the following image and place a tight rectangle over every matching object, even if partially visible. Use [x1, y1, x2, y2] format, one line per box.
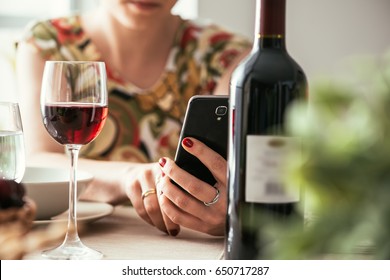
[245, 135, 299, 203]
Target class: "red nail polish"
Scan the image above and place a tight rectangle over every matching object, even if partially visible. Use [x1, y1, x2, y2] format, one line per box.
[182, 138, 193, 148]
[162, 171, 165, 177]
[159, 158, 166, 167]
[169, 229, 179, 236]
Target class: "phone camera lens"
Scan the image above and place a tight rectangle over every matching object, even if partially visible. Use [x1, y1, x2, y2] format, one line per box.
[215, 106, 227, 116]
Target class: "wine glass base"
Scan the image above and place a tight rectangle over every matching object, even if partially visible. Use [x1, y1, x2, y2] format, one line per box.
[42, 241, 103, 260]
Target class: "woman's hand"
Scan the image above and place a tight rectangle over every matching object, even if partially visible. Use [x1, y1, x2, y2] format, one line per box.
[156, 137, 227, 236]
[75, 157, 180, 236]
[123, 163, 181, 236]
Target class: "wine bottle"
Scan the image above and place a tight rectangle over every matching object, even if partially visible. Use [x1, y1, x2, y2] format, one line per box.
[225, 0, 308, 260]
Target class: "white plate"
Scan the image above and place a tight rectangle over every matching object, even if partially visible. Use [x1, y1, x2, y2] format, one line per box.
[23, 166, 94, 220]
[33, 201, 114, 226]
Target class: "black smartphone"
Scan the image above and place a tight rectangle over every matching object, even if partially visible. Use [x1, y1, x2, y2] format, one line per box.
[174, 95, 229, 187]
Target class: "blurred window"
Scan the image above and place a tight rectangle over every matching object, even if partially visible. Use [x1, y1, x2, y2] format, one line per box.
[0, 0, 88, 28]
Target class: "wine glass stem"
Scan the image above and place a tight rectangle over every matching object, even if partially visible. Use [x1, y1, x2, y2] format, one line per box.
[64, 144, 82, 245]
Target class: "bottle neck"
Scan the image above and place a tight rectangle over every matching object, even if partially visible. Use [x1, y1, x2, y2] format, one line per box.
[254, 0, 286, 50]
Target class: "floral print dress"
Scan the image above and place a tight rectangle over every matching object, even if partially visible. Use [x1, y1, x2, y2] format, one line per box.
[21, 15, 250, 163]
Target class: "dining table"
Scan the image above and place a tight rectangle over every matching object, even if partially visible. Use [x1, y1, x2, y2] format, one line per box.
[10, 205, 383, 280]
[21, 203, 374, 261]
[23, 203, 225, 260]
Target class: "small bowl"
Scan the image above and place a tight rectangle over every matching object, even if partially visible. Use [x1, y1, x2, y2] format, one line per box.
[22, 167, 93, 220]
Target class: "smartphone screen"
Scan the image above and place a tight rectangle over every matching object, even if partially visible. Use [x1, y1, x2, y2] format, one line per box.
[174, 95, 229, 187]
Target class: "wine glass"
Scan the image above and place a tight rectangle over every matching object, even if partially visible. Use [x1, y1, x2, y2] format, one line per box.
[0, 102, 25, 183]
[40, 61, 108, 259]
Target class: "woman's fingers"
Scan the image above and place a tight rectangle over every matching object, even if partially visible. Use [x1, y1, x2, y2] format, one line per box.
[126, 180, 154, 226]
[157, 175, 225, 236]
[128, 137, 229, 237]
[158, 157, 222, 206]
[127, 163, 180, 235]
[154, 172, 181, 236]
[156, 138, 228, 236]
[181, 137, 227, 186]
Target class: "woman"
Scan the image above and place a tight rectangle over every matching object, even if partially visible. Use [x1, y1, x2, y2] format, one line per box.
[16, 0, 250, 236]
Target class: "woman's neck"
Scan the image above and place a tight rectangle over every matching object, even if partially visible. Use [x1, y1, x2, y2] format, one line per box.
[82, 8, 182, 88]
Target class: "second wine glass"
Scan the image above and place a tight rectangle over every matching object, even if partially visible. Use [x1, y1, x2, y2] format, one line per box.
[0, 102, 25, 183]
[40, 61, 108, 259]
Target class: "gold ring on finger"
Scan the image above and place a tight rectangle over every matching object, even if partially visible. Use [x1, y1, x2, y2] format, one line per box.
[142, 189, 157, 200]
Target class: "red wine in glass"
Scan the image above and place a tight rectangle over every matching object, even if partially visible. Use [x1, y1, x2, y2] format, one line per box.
[43, 103, 108, 145]
[40, 60, 108, 260]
